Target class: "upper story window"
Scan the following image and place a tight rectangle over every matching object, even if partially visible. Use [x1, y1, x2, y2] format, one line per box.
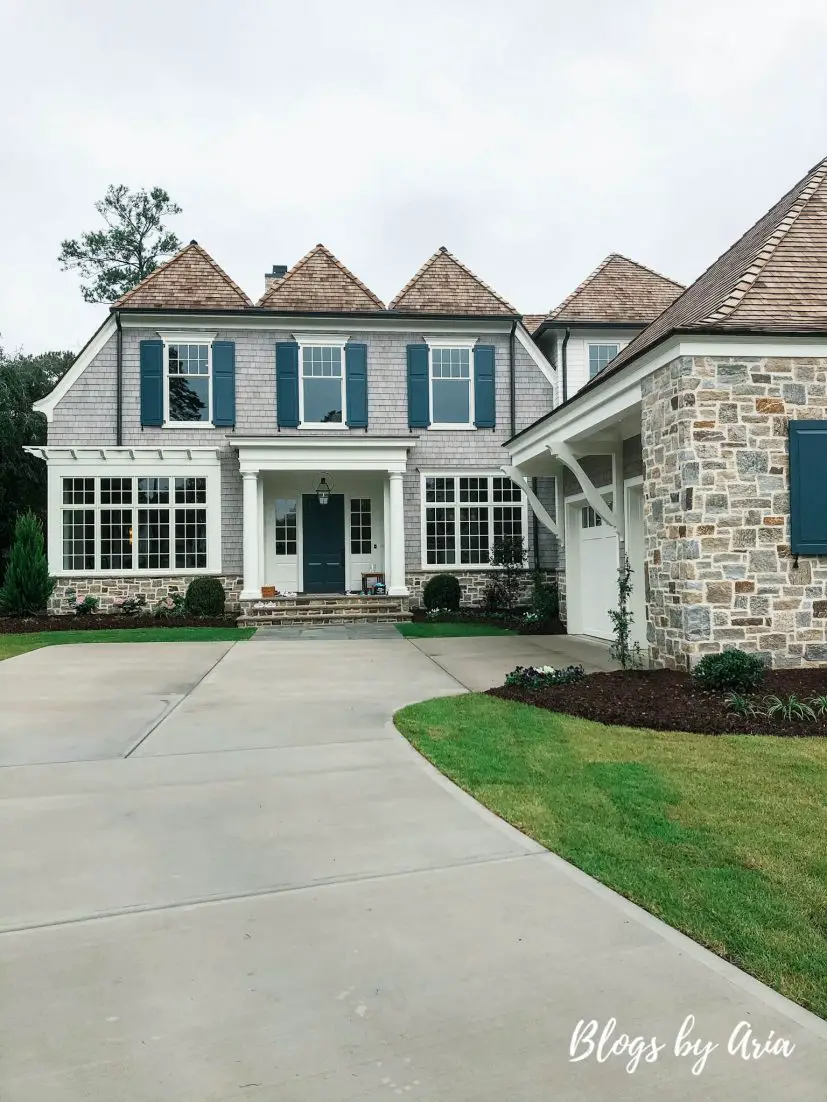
[588, 343, 619, 379]
[430, 346, 473, 426]
[301, 345, 344, 425]
[167, 343, 211, 423]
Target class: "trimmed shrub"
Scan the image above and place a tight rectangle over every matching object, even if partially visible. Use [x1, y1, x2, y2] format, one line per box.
[184, 576, 226, 617]
[422, 573, 461, 612]
[0, 511, 55, 616]
[531, 575, 559, 621]
[693, 649, 765, 693]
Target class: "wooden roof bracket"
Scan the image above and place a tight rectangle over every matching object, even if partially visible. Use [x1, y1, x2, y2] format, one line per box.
[500, 465, 559, 538]
[548, 440, 619, 530]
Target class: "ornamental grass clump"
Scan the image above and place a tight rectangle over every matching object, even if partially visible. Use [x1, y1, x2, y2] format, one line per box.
[693, 649, 766, 694]
[505, 664, 586, 689]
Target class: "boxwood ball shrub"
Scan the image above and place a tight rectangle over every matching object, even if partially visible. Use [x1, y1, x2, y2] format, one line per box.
[422, 573, 461, 612]
[184, 576, 226, 617]
[693, 648, 765, 693]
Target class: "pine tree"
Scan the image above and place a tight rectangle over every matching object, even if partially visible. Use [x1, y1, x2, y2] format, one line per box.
[0, 511, 55, 616]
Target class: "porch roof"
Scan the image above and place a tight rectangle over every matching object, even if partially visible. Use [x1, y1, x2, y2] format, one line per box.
[229, 435, 417, 474]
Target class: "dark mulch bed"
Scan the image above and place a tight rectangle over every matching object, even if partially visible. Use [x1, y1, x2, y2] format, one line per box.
[411, 608, 566, 635]
[489, 667, 827, 737]
[0, 616, 238, 634]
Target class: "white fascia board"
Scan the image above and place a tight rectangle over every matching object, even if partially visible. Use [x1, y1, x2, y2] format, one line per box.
[515, 324, 556, 390]
[119, 312, 514, 336]
[230, 436, 416, 474]
[32, 315, 116, 423]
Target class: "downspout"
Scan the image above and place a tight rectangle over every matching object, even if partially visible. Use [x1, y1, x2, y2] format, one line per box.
[532, 476, 540, 568]
[509, 319, 517, 438]
[115, 311, 123, 446]
[560, 326, 571, 404]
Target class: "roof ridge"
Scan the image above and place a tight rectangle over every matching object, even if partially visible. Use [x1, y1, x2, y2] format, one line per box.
[608, 252, 686, 291]
[703, 161, 827, 323]
[389, 245, 516, 312]
[257, 243, 385, 309]
[114, 241, 251, 308]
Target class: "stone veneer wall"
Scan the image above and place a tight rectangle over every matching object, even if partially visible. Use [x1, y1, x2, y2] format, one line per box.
[406, 569, 558, 608]
[642, 355, 827, 669]
[49, 575, 244, 615]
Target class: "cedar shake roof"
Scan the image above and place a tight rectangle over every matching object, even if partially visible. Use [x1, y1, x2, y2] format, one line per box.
[544, 254, 684, 326]
[114, 241, 252, 309]
[586, 155, 827, 388]
[521, 314, 547, 336]
[390, 246, 516, 315]
[256, 244, 385, 311]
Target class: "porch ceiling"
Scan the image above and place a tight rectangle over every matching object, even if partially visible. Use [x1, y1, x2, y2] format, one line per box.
[230, 435, 417, 473]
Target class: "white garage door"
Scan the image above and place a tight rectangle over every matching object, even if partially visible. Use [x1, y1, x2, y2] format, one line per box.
[578, 503, 619, 640]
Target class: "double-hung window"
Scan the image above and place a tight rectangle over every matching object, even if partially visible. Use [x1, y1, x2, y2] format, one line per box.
[423, 474, 524, 567]
[167, 343, 211, 423]
[59, 475, 211, 572]
[429, 346, 473, 427]
[301, 344, 344, 425]
[588, 343, 619, 379]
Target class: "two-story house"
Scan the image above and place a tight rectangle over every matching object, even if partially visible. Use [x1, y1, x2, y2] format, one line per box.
[27, 241, 558, 617]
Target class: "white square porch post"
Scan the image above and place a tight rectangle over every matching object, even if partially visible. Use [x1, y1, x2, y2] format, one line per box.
[241, 469, 261, 599]
[387, 470, 408, 597]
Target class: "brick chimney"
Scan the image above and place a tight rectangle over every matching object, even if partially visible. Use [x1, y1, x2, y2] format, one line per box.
[264, 264, 288, 294]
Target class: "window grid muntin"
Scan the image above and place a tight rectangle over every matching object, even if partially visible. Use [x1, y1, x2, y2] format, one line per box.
[431, 347, 472, 425]
[424, 475, 523, 567]
[60, 476, 210, 574]
[167, 343, 210, 423]
[100, 509, 133, 570]
[275, 499, 297, 556]
[62, 510, 95, 570]
[301, 345, 344, 424]
[350, 498, 372, 555]
[175, 508, 207, 569]
[588, 343, 619, 378]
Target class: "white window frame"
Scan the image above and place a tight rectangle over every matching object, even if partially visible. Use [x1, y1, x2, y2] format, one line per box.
[47, 460, 222, 577]
[295, 333, 347, 430]
[159, 330, 217, 429]
[419, 470, 528, 570]
[587, 342, 620, 380]
[424, 336, 476, 431]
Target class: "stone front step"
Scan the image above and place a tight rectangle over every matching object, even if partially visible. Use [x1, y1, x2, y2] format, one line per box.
[237, 595, 411, 627]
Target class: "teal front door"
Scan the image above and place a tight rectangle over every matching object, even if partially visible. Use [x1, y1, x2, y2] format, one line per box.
[302, 494, 346, 593]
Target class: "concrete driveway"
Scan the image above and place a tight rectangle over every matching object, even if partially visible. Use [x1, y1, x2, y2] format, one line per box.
[1, 630, 825, 1100]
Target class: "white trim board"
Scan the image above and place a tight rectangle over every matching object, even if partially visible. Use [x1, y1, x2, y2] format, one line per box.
[515, 324, 557, 392]
[33, 316, 116, 423]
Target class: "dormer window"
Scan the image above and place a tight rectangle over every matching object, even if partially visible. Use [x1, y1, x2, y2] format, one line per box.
[167, 342, 211, 423]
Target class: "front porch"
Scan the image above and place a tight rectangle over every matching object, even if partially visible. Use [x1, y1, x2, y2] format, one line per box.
[231, 436, 416, 603]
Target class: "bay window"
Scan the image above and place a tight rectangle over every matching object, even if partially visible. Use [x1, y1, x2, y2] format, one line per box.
[423, 474, 524, 567]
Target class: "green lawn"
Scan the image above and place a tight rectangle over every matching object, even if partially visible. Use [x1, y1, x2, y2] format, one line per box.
[0, 626, 254, 662]
[397, 621, 517, 638]
[395, 693, 827, 1018]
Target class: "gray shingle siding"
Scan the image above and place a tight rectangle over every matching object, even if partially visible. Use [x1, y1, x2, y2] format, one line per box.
[47, 325, 555, 577]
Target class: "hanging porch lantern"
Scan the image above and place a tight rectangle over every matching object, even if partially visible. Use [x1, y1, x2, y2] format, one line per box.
[315, 475, 333, 506]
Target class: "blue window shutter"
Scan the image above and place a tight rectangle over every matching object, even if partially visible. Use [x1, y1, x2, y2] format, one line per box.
[276, 341, 300, 428]
[139, 339, 164, 427]
[345, 343, 368, 428]
[407, 344, 430, 428]
[789, 420, 827, 553]
[474, 345, 496, 428]
[212, 341, 236, 427]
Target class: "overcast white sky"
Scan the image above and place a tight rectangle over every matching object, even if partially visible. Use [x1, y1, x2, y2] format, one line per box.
[2, 0, 826, 352]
